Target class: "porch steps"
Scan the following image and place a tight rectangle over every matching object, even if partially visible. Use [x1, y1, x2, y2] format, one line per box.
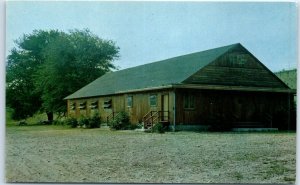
[142, 110, 170, 130]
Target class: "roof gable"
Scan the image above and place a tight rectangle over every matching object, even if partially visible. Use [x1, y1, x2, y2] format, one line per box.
[183, 44, 290, 89]
[65, 43, 237, 99]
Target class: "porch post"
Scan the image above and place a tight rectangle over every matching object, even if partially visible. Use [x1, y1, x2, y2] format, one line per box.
[67, 100, 69, 117]
[173, 90, 176, 132]
[287, 92, 291, 130]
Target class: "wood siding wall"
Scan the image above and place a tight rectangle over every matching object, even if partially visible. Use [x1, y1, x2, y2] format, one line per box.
[175, 89, 293, 129]
[184, 47, 287, 88]
[67, 90, 174, 124]
[67, 88, 293, 129]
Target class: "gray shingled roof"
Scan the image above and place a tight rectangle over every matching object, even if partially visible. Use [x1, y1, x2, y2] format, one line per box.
[65, 43, 239, 99]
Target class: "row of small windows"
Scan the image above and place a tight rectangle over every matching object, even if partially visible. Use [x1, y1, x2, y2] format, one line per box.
[70, 100, 99, 110]
[70, 94, 195, 110]
[128, 95, 158, 107]
[70, 98, 123, 110]
[70, 95, 158, 110]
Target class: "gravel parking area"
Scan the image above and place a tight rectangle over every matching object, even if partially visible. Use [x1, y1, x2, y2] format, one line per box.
[5, 126, 296, 183]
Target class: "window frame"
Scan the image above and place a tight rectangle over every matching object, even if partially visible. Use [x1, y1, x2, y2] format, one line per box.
[184, 94, 195, 110]
[103, 99, 112, 109]
[90, 100, 98, 109]
[127, 96, 133, 108]
[79, 101, 86, 110]
[70, 102, 76, 111]
[149, 94, 157, 107]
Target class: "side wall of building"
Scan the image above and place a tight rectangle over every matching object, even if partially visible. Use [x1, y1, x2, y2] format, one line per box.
[67, 89, 175, 124]
[67, 88, 294, 130]
[175, 89, 294, 130]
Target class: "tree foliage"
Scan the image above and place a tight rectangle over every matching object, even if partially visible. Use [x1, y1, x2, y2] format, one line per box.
[6, 29, 119, 120]
[6, 30, 61, 119]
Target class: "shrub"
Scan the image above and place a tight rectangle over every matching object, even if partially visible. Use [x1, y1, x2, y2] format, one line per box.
[87, 113, 101, 128]
[110, 111, 130, 130]
[152, 122, 165, 133]
[39, 120, 52, 125]
[78, 116, 89, 128]
[52, 119, 65, 125]
[65, 114, 101, 129]
[136, 122, 143, 129]
[65, 117, 78, 128]
[18, 121, 28, 126]
[128, 122, 143, 130]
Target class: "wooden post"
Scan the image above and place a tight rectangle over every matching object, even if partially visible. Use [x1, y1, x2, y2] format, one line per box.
[173, 91, 176, 132]
[288, 93, 291, 130]
[151, 112, 153, 123]
[67, 100, 70, 117]
[151, 111, 153, 132]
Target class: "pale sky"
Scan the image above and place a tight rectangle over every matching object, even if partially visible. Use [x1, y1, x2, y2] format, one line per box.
[6, 1, 298, 72]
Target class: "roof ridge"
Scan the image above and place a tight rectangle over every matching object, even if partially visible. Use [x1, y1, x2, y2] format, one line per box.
[111, 43, 240, 73]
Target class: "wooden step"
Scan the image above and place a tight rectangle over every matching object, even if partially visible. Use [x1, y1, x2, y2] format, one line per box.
[159, 121, 169, 123]
[159, 120, 170, 127]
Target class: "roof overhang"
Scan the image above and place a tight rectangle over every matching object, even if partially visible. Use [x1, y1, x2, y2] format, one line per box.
[173, 84, 296, 94]
[64, 85, 174, 100]
[116, 85, 173, 94]
[65, 84, 296, 100]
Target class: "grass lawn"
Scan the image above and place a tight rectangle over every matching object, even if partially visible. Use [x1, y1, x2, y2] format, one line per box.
[5, 125, 296, 183]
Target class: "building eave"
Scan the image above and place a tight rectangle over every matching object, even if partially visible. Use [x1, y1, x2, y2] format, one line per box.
[173, 84, 296, 94]
[65, 83, 295, 100]
[64, 85, 174, 100]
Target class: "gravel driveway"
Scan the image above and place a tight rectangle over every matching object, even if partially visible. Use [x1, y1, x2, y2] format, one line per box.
[5, 126, 296, 183]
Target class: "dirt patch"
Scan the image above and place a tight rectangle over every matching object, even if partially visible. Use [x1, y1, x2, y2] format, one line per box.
[5, 126, 296, 183]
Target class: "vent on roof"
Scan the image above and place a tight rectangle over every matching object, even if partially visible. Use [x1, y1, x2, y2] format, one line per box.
[90, 100, 98, 109]
[103, 99, 112, 109]
[79, 102, 86, 110]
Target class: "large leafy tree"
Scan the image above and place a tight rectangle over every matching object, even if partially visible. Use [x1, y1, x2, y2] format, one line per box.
[6, 30, 61, 120]
[7, 29, 119, 120]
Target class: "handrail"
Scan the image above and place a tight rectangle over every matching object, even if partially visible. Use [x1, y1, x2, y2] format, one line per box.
[143, 110, 152, 119]
[152, 116, 159, 122]
[144, 111, 159, 122]
[114, 112, 121, 118]
[106, 112, 120, 123]
[142, 110, 169, 129]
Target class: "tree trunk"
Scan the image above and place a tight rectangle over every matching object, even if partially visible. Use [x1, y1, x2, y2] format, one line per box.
[47, 112, 53, 122]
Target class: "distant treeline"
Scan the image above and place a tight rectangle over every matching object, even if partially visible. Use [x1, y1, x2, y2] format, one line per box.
[275, 69, 297, 89]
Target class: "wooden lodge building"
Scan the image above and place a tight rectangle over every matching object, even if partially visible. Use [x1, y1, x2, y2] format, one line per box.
[65, 43, 296, 130]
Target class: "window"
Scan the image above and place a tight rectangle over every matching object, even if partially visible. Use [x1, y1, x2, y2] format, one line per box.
[70, 102, 76, 110]
[229, 54, 237, 64]
[149, 94, 157, 107]
[236, 54, 246, 66]
[90, 100, 98, 109]
[103, 99, 112, 109]
[127, 96, 133, 107]
[79, 102, 86, 110]
[184, 94, 195, 109]
[229, 53, 247, 67]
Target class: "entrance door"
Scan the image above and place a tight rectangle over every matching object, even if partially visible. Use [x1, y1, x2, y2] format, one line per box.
[161, 94, 169, 121]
